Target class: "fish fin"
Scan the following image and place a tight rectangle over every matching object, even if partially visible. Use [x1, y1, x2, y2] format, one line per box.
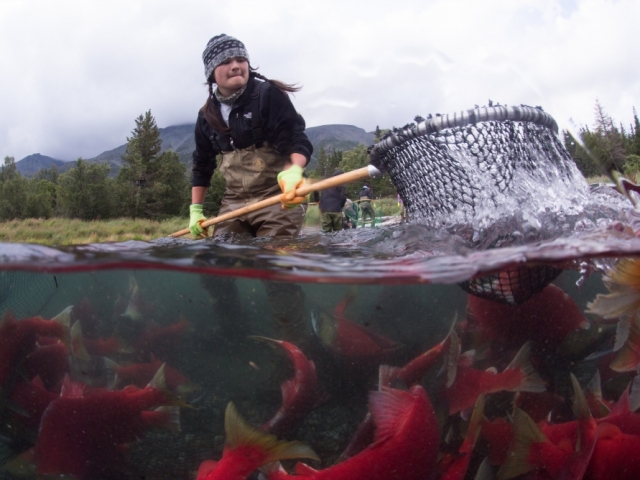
[60, 374, 85, 398]
[614, 316, 631, 352]
[70, 321, 91, 361]
[587, 293, 640, 321]
[570, 373, 592, 422]
[1, 447, 37, 478]
[586, 370, 602, 401]
[474, 457, 494, 480]
[459, 349, 477, 369]
[52, 305, 73, 332]
[610, 312, 640, 372]
[497, 408, 546, 480]
[333, 286, 358, 318]
[155, 406, 181, 433]
[147, 363, 167, 391]
[260, 461, 287, 476]
[378, 365, 400, 390]
[311, 309, 336, 347]
[295, 462, 319, 475]
[608, 384, 631, 417]
[467, 394, 486, 447]
[446, 329, 461, 388]
[505, 343, 546, 393]
[31, 375, 46, 390]
[249, 335, 283, 349]
[103, 357, 120, 389]
[224, 402, 319, 463]
[444, 425, 456, 445]
[196, 459, 218, 480]
[369, 387, 415, 444]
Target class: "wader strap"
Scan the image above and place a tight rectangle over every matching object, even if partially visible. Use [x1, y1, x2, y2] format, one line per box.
[251, 81, 268, 148]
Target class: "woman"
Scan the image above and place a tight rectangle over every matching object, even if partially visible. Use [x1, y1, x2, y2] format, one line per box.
[189, 34, 313, 238]
[189, 34, 312, 342]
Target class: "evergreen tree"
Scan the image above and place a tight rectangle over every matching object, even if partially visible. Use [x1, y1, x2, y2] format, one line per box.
[338, 144, 396, 199]
[57, 159, 113, 220]
[563, 129, 600, 178]
[0, 156, 28, 220]
[25, 179, 57, 218]
[116, 110, 188, 218]
[631, 107, 640, 156]
[591, 99, 627, 172]
[327, 149, 343, 174]
[314, 145, 329, 178]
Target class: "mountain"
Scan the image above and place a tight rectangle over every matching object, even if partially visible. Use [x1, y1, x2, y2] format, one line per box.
[14, 154, 69, 177]
[15, 123, 374, 177]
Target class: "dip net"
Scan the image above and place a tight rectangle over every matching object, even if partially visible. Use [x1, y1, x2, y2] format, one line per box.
[368, 105, 583, 304]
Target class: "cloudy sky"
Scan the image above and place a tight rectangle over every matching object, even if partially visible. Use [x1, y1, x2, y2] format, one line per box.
[1, 0, 638, 162]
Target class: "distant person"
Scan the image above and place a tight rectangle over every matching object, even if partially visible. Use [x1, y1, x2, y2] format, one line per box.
[319, 170, 347, 232]
[343, 199, 358, 229]
[358, 184, 375, 224]
[188, 34, 312, 341]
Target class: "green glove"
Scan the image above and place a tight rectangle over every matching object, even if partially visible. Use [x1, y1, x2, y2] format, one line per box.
[277, 165, 307, 209]
[189, 204, 208, 238]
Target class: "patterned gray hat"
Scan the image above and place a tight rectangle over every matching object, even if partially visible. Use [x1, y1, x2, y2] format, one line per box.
[202, 34, 250, 82]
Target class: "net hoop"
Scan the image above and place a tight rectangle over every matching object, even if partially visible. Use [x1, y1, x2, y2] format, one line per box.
[369, 105, 558, 167]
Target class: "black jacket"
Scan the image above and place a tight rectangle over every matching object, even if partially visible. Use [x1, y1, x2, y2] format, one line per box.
[192, 77, 313, 187]
[359, 186, 373, 199]
[319, 170, 347, 213]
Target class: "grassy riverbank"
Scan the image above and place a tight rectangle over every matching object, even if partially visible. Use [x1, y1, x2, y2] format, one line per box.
[0, 217, 186, 245]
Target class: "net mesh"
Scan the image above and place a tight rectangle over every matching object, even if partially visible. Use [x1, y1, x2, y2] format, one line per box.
[368, 105, 579, 304]
[458, 264, 563, 306]
[369, 105, 578, 226]
[0, 271, 58, 319]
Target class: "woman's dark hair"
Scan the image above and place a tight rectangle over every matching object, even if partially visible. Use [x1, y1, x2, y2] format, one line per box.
[201, 67, 301, 134]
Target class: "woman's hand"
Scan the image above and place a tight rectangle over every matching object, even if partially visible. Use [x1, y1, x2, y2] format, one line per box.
[277, 164, 307, 209]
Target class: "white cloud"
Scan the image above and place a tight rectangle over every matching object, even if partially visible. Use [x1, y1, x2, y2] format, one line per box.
[1, 0, 638, 161]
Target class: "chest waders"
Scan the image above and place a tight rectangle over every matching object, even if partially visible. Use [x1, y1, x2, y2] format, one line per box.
[202, 96, 307, 348]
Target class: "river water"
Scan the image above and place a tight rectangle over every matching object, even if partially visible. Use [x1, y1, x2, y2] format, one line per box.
[2, 183, 640, 479]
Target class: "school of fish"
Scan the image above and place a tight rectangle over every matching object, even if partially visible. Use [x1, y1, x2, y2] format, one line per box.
[3, 256, 640, 479]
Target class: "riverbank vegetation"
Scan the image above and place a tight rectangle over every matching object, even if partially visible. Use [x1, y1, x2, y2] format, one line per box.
[1, 102, 638, 245]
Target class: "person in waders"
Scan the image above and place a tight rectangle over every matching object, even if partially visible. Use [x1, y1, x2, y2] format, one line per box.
[188, 34, 313, 344]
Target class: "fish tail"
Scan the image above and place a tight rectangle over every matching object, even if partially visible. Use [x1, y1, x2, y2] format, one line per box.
[497, 408, 546, 480]
[378, 364, 401, 389]
[154, 406, 181, 433]
[505, 343, 546, 393]
[224, 402, 319, 465]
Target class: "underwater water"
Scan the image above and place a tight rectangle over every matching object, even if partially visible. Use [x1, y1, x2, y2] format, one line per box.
[3, 190, 640, 479]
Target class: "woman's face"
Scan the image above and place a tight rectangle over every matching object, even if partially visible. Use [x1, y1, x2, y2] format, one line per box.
[214, 57, 249, 96]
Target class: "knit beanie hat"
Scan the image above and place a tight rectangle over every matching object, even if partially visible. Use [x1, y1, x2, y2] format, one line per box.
[202, 34, 250, 82]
